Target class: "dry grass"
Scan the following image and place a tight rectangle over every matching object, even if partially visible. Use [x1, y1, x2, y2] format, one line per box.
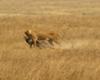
[0, 0, 100, 80]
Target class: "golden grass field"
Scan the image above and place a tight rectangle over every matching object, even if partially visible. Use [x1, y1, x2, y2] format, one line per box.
[0, 0, 100, 80]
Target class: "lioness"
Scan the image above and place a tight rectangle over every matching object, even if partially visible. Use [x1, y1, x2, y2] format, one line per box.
[24, 30, 59, 48]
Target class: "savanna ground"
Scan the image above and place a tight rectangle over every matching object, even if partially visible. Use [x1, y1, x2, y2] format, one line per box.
[0, 0, 100, 80]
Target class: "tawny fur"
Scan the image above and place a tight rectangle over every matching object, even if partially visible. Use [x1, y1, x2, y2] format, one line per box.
[24, 30, 59, 48]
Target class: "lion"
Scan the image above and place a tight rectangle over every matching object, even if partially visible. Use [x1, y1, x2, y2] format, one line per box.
[24, 30, 60, 48]
[35, 31, 60, 47]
